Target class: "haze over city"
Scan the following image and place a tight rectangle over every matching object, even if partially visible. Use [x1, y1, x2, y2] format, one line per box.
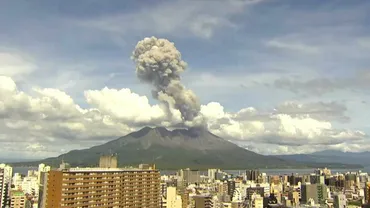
[1, 0, 370, 161]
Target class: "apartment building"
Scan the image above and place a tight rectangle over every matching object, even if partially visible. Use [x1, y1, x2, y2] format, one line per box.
[193, 195, 213, 208]
[366, 182, 370, 204]
[0, 164, 12, 208]
[44, 165, 160, 208]
[0, 169, 4, 208]
[10, 191, 26, 208]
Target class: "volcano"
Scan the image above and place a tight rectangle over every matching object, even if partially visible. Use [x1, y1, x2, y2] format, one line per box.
[23, 127, 297, 169]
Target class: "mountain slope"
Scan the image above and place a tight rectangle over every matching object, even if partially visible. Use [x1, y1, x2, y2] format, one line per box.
[276, 150, 370, 167]
[20, 127, 298, 169]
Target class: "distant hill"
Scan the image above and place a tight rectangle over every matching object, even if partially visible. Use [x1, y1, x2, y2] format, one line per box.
[0, 158, 39, 163]
[12, 127, 363, 169]
[276, 150, 370, 167]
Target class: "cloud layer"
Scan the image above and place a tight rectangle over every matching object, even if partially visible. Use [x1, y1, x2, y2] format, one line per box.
[274, 70, 370, 95]
[0, 75, 368, 159]
[79, 0, 258, 39]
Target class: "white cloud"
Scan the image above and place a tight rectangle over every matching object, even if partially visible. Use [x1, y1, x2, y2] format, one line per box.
[266, 40, 320, 54]
[84, 87, 167, 124]
[200, 102, 226, 120]
[274, 69, 370, 95]
[0, 75, 133, 143]
[5, 120, 29, 129]
[189, 15, 236, 38]
[0, 52, 36, 79]
[26, 143, 47, 152]
[201, 102, 365, 147]
[0, 76, 17, 92]
[274, 101, 349, 122]
[0, 76, 368, 159]
[77, 0, 260, 39]
[276, 114, 331, 138]
[0, 76, 185, 158]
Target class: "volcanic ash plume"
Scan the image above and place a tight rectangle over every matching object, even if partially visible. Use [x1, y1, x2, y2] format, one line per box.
[132, 37, 201, 123]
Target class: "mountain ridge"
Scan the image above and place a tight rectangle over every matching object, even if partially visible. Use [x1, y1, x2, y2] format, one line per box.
[11, 127, 364, 169]
[12, 127, 293, 169]
[275, 150, 370, 167]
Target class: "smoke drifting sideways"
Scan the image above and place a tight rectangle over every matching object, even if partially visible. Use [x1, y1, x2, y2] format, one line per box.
[132, 37, 205, 127]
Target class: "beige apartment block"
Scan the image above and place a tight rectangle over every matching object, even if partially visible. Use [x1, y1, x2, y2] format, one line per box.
[45, 165, 160, 208]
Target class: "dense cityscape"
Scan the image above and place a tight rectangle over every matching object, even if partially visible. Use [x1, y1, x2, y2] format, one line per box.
[1, 155, 370, 208]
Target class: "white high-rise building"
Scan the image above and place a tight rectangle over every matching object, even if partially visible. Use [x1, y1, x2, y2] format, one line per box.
[21, 176, 39, 196]
[251, 193, 263, 208]
[0, 164, 13, 208]
[212, 195, 222, 208]
[37, 163, 51, 185]
[0, 164, 12, 183]
[166, 187, 182, 208]
[37, 171, 49, 208]
[232, 188, 242, 202]
[27, 170, 37, 177]
[261, 173, 268, 183]
[38, 164, 50, 173]
[237, 182, 249, 200]
[208, 169, 219, 181]
[12, 173, 22, 190]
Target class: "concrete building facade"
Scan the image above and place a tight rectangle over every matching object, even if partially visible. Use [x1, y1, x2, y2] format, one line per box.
[99, 155, 118, 169]
[0, 164, 12, 208]
[301, 183, 318, 205]
[166, 187, 182, 208]
[37, 172, 48, 208]
[366, 182, 370, 204]
[333, 193, 347, 208]
[251, 193, 263, 208]
[246, 187, 264, 200]
[246, 170, 260, 182]
[179, 169, 200, 185]
[207, 169, 216, 181]
[10, 191, 26, 208]
[193, 195, 213, 208]
[316, 183, 328, 204]
[44, 166, 160, 208]
[301, 183, 328, 205]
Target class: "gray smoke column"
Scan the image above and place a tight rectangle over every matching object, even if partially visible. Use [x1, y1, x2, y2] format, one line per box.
[132, 36, 201, 122]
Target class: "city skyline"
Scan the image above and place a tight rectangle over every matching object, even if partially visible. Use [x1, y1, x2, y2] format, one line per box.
[1, 0, 370, 160]
[3, 161, 369, 208]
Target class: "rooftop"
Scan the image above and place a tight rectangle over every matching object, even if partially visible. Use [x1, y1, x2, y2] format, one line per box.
[11, 191, 25, 197]
[61, 167, 157, 173]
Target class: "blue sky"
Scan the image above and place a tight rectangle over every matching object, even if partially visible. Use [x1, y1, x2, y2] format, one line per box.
[1, 0, 370, 158]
